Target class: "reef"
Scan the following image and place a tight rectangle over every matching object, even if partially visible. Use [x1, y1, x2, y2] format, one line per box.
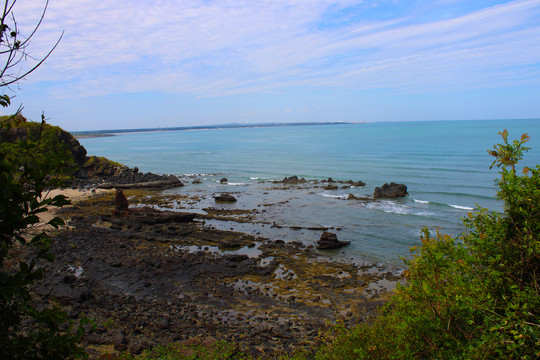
[35, 189, 403, 357]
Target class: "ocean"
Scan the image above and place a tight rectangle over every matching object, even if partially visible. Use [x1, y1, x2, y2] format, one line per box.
[79, 119, 540, 265]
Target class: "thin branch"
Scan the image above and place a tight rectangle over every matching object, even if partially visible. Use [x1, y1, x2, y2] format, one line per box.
[1, 30, 63, 87]
[17, 0, 49, 49]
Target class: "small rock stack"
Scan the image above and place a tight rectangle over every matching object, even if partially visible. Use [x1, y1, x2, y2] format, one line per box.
[317, 231, 350, 250]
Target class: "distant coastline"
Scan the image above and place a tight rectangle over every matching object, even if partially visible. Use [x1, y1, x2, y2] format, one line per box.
[73, 133, 116, 139]
[71, 121, 358, 138]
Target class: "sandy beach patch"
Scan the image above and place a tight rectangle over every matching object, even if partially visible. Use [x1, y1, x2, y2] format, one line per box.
[33, 188, 112, 231]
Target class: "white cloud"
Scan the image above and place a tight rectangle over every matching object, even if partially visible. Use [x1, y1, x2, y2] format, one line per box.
[8, 0, 540, 98]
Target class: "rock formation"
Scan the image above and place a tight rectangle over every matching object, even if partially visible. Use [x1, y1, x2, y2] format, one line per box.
[214, 194, 237, 202]
[279, 175, 307, 184]
[317, 231, 350, 250]
[0, 118, 184, 190]
[373, 182, 408, 199]
[114, 189, 129, 216]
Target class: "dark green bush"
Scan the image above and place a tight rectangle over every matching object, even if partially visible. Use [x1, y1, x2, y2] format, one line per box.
[314, 131, 540, 359]
[0, 120, 90, 358]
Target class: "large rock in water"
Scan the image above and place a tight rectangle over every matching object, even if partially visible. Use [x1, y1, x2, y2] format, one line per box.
[214, 194, 237, 202]
[374, 182, 408, 199]
[317, 232, 350, 250]
[280, 175, 307, 184]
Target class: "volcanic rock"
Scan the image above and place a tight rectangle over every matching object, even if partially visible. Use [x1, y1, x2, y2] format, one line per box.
[317, 232, 350, 250]
[280, 175, 306, 184]
[220, 178, 228, 184]
[98, 176, 183, 190]
[214, 194, 237, 202]
[114, 189, 129, 216]
[373, 182, 408, 199]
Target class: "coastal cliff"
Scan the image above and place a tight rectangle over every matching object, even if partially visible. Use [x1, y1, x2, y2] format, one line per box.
[0, 117, 182, 189]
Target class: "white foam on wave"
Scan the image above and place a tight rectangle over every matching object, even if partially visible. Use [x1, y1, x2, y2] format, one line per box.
[250, 177, 260, 180]
[317, 192, 349, 200]
[364, 200, 409, 214]
[182, 173, 212, 177]
[228, 182, 247, 186]
[364, 200, 433, 216]
[415, 211, 436, 216]
[449, 204, 474, 210]
[414, 199, 429, 204]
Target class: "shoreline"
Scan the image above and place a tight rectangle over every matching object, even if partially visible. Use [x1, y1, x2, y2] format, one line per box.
[71, 121, 359, 138]
[37, 187, 403, 357]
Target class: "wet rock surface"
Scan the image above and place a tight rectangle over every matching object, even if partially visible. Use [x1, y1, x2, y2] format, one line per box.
[214, 194, 238, 202]
[96, 173, 183, 190]
[113, 189, 129, 216]
[373, 182, 408, 199]
[273, 176, 366, 188]
[317, 231, 351, 250]
[36, 190, 402, 357]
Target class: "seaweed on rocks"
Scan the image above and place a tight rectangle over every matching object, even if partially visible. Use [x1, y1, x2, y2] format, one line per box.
[38, 190, 403, 357]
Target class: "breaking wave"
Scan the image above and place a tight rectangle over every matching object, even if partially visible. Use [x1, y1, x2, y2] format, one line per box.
[449, 204, 474, 210]
[317, 193, 349, 200]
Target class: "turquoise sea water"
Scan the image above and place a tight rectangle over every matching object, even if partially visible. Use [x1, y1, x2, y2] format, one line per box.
[79, 119, 540, 265]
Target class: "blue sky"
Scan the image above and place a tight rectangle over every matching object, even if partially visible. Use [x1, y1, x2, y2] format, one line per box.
[3, 0, 540, 131]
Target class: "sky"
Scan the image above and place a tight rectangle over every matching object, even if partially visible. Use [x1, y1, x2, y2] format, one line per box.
[2, 0, 540, 131]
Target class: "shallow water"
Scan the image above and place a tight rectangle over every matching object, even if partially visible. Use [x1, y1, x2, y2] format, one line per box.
[80, 119, 540, 264]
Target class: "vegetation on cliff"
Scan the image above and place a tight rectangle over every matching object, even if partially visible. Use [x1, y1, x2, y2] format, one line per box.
[0, 115, 131, 184]
[0, 115, 85, 175]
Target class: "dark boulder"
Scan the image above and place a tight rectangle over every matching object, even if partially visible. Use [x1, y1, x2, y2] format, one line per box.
[374, 182, 408, 199]
[214, 194, 237, 202]
[317, 232, 350, 250]
[113, 189, 129, 216]
[280, 176, 306, 184]
[220, 178, 228, 184]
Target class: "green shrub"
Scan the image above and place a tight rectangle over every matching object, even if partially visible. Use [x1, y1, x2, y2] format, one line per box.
[0, 120, 81, 177]
[315, 131, 540, 359]
[0, 122, 89, 358]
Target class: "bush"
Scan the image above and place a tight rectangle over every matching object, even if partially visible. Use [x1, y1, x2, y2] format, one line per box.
[315, 131, 540, 359]
[0, 122, 89, 358]
[1, 1, 88, 356]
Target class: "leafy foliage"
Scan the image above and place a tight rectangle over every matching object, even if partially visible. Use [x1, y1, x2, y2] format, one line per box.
[312, 130, 540, 359]
[0, 122, 90, 358]
[1, 1, 88, 358]
[0, 120, 81, 176]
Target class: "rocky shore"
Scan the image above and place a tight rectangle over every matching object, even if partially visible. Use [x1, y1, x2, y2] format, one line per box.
[35, 188, 404, 357]
[3, 121, 409, 357]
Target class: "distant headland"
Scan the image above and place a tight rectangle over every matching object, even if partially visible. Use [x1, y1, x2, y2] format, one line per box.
[71, 121, 358, 138]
